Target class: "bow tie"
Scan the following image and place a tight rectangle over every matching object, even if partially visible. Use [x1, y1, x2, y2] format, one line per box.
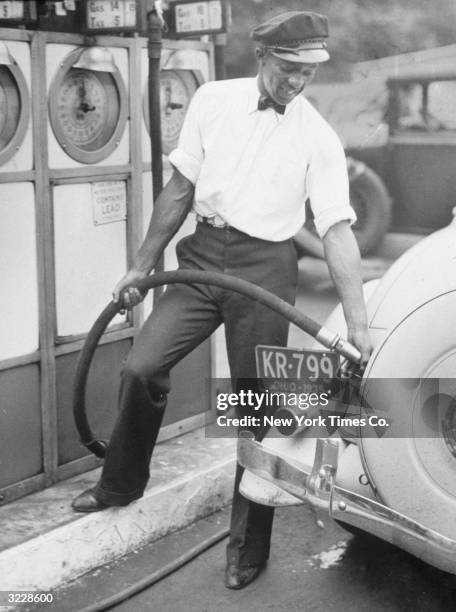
[257, 96, 286, 115]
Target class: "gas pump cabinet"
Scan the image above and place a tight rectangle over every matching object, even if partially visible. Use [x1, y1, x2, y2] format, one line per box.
[0, 1, 215, 505]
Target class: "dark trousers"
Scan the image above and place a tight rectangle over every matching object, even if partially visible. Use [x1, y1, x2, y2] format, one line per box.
[95, 222, 298, 568]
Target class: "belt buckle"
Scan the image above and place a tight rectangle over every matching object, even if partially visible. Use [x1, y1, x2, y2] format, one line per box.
[196, 213, 228, 228]
[211, 215, 228, 228]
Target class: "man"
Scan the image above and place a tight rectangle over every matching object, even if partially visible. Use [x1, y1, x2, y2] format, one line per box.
[72, 11, 372, 589]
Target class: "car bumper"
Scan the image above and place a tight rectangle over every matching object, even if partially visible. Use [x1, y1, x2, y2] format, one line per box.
[238, 436, 456, 575]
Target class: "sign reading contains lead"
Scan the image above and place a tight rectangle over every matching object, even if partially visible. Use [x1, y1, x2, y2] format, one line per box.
[92, 180, 127, 225]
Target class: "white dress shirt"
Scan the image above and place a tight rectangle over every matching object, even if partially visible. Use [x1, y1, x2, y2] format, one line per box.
[168, 77, 355, 241]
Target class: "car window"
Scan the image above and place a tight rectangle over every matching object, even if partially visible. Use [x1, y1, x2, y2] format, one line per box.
[398, 83, 424, 129]
[397, 80, 456, 133]
[428, 80, 456, 130]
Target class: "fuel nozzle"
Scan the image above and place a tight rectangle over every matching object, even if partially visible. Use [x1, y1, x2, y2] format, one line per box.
[315, 327, 362, 364]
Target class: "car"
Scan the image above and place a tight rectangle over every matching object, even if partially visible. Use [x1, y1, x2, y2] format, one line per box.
[297, 68, 456, 257]
[239, 217, 456, 575]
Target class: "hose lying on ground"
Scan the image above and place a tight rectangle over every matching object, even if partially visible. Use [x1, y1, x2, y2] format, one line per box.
[77, 526, 230, 612]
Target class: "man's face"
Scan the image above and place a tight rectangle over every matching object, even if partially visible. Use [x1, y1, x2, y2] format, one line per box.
[257, 51, 318, 105]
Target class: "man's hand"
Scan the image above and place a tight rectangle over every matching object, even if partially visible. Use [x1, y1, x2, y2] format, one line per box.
[113, 269, 148, 312]
[347, 325, 373, 370]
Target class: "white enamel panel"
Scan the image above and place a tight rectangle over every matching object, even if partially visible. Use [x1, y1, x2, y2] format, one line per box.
[53, 182, 127, 337]
[0, 183, 38, 359]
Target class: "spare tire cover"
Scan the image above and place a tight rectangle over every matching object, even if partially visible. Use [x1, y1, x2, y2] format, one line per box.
[360, 291, 456, 539]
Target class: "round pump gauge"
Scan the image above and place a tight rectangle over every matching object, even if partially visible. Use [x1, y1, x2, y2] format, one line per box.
[0, 62, 30, 166]
[49, 48, 128, 164]
[143, 69, 202, 155]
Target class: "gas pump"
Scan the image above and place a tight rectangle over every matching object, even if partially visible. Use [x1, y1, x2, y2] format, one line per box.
[0, 0, 217, 505]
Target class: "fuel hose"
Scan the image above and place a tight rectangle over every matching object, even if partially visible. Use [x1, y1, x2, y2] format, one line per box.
[77, 526, 230, 612]
[73, 269, 361, 458]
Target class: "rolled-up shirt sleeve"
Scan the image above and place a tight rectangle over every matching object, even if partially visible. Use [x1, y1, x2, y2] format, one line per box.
[306, 125, 356, 238]
[168, 85, 205, 185]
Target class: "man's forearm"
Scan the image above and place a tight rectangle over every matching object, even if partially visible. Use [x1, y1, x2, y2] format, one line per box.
[322, 221, 372, 365]
[323, 221, 368, 331]
[132, 170, 195, 274]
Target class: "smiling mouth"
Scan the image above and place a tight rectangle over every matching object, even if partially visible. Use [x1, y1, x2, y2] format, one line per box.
[280, 89, 300, 99]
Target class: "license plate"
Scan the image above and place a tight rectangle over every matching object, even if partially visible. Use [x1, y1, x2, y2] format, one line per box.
[255, 345, 339, 381]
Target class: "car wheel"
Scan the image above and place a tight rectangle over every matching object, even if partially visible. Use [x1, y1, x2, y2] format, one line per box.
[348, 158, 392, 256]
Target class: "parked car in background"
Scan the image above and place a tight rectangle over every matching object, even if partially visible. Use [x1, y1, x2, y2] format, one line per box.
[297, 66, 456, 257]
[360, 69, 456, 233]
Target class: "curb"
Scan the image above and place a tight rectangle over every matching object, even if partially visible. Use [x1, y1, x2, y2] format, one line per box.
[0, 431, 236, 594]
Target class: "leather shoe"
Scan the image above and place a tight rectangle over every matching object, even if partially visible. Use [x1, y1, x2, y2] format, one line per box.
[224, 563, 265, 590]
[71, 488, 109, 513]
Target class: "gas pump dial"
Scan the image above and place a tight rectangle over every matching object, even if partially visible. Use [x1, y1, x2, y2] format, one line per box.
[143, 69, 202, 155]
[0, 62, 29, 166]
[49, 48, 128, 164]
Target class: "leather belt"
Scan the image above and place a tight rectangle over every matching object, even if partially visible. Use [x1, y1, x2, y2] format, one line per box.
[196, 213, 230, 228]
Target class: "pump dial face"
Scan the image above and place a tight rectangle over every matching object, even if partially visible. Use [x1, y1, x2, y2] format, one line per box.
[160, 71, 192, 151]
[55, 69, 110, 148]
[144, 69, 201, 155]
[49, 50, 128, 164]
[0, 64, 29, 165]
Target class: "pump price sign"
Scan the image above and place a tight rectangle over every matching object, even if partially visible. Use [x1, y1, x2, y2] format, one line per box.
[0, 1, 37, 23]
[84, 0, 138, 33]
[170, 0, 227, 36]
[0, 1, 23, 19]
